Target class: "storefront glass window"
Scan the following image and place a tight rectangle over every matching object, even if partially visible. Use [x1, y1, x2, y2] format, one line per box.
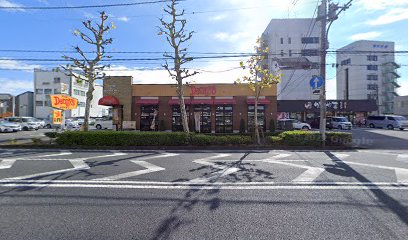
[215, 105, 233, 133]
[193, 105, 212, 133]
[172, 105, 190, 132]
[140, 105, 159, 131]
[248, 105, 265, 132]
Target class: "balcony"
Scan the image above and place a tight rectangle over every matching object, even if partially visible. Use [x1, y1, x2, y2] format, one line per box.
[383, 61, 401, 69]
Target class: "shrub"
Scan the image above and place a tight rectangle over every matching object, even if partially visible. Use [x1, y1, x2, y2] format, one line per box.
[56, 131, 189, 146]
[276, 131, 352, 147]
[269, 136, 282, 145]
[44, 132, 59, 139]
[190, 134, 252, 146]
[31, 138, 43, 145]
[239, 119, 246, 134]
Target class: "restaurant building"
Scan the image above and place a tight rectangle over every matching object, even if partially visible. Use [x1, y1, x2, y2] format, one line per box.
[99, 76, 278, 133]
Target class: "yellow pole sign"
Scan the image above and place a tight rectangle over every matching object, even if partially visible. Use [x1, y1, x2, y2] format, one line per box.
[53, 110, 63, 124]
[50, 94, 78, 110]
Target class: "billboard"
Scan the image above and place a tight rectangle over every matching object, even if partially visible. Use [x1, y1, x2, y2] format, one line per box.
[52, 110, 62, 124]
[50, 95, 78, 110]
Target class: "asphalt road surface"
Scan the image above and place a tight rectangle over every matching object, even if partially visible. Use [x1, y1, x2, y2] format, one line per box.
[0, 149, 407, 240]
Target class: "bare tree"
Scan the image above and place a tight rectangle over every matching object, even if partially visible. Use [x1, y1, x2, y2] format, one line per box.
[238, 39, 281, 144]
[62, 11, 114, 131]
[158, 0, 198, 133]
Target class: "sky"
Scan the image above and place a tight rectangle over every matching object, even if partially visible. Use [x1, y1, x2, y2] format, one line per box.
[0, 0, 407, 99]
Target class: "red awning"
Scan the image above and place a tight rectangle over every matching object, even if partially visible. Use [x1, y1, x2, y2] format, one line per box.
[213, 99, 237, 105]
[246, 99, 271, 105]
[191, 99, 214, 105]
[135, 99, 159, 105]
[98, 96, 120, 106]
[168, 99, 192, 105]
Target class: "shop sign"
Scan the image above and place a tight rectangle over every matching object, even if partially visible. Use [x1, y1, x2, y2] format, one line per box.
[190, 85, 217, 96]
[304, 101, 348, 110]
[50, 94, 78, 110]
[52, 110, 62, 124]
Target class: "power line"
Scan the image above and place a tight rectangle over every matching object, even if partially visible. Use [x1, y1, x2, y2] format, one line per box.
[0, 0, 173, 10]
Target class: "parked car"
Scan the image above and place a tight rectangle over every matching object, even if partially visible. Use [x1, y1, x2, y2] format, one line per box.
[94, 116, 113, 130]
[5, 117, 40, 131]
[327, 117, 353, 130]
[33, 118, 46, 128]
[367, 115, 408, 130]
[0, 120, 22, 132]
[278, 119, 311, 130]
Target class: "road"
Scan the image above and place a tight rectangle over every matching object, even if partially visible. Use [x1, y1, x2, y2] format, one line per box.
[0, 149, 407, 240]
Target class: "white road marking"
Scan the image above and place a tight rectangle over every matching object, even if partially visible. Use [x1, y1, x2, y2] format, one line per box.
[397, 154, 408, 163]
[0, 151, 72, 169]
[137, 152, 179, 160]
[190, 154, 240, 183]
[0, 182, 406, 190]
[265, 160, 325, 182]
[332, 153, 350, 160]
[342, 161, 408, 183]
[97, 161, 165, 181]
[0, 160, 16, 169]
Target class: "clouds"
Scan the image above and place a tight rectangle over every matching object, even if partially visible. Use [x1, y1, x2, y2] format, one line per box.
[0, 0, 25, 11]
[349, 31, 383, 41]
[117, 16, 130, 22]
[0, 59, 41, 71]
[357, 0, 408, 11]
[367, 8, 408, 26]
[0, 77, 33, 95]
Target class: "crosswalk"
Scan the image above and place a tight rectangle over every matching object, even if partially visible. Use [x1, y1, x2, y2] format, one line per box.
[0, 149, 407, 190]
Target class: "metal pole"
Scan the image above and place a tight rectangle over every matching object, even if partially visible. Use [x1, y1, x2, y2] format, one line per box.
[319, 0, 327, 147]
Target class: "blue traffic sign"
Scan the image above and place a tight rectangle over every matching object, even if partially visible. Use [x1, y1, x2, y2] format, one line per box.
[310, 76, 324, 89]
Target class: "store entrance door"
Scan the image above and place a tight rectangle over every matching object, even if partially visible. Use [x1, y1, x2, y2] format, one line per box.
[193, 105, 211, 133]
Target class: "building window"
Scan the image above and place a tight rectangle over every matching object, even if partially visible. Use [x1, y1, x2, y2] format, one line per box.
[54, 89, 61, 94]
[193, 105, 212, 133]
[44, 100, 50, 107]
[74, 89, 79, 95]
[288, 37, 292, 44]
[81, 91, 86, 96]
[248, 105, 265, 132]
[367, 75, 378, 80]
[301, 37, 319, 44]
[78, 102, 86, 107]
[172, 105, 190, 132]
[42, 82, 50, 85]
[367, 84, 378, 90]
[140, 105, 159, 131]
[35, 101, 43, 107]
[367, 94, 377, 100]
[301, 49, 319, 56]
[280, 50, 284, 57]
[54, 77, 61, 83]
[367, 55, 378, 61]
[341, 59, 351, 66]
[289, 50, 292, 57]
[367, 65, 378, 71]
[35, 89, 43, 94]
[215, 105, 233, 133]
[280, 38, 284, 44]
[44, 89, 52, 94]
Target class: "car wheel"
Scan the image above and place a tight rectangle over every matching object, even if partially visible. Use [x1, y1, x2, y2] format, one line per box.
[338, 125, 343, 130]
[400, 128, 405, 131]
[96, 124, 102, 130]
[23, 126, 29, 131]
[369, 123, 375, 128]
[302, 126, 310, 130]
[387, 124, 394, 130]
[46, 124, 51, 129]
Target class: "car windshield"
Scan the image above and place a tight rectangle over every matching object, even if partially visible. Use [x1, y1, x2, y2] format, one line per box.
[22, 118, 35, 122]
[336, 118, 348, 122]
[393, 116, 407, 121]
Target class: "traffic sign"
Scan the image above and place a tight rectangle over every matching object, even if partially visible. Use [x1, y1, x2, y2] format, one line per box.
[312, 89, 322, 95]
[310, 76, 324, 89]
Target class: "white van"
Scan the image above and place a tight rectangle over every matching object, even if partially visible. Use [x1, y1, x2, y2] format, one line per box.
[5, 117, 40, 131]
[367, 115, 408, 130]
[94, 116, 113, 130]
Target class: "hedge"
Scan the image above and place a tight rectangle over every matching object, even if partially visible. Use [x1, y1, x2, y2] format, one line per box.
[56, 131, 189, 146]
[191, 134, 252, 146]
[270, 131, 352, 146]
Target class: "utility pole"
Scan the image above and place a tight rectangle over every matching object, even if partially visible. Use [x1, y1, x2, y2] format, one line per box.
[319, 0, 327, 148]
[318, 0, 353, 147]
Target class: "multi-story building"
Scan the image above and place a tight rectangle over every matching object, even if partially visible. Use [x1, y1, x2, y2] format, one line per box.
[34, 68, 107, 119]
[394, 95, 408, 117]
[14, 91, 34, 117]
[262, 18, 322, 100]
[337, 40, 400, 114]
[0, 93, 14, 118]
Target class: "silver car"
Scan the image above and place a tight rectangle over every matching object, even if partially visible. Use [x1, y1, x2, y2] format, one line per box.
[327, 117, 353, 130]
[0, 120, 22, 132]
[367, 115, 408, 130]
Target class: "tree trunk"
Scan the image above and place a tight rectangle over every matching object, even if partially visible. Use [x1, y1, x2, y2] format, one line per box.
[83, 80, 94, 132]
[254, 95, 261, 145]
[177, 83, 190, 133]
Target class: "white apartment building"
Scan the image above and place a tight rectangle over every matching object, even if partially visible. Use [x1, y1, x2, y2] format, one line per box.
[337, 40, 400, 114]
[262, 18, 322, 100]
[394, 95, 408, 117]
[34, 68, 108, 119]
